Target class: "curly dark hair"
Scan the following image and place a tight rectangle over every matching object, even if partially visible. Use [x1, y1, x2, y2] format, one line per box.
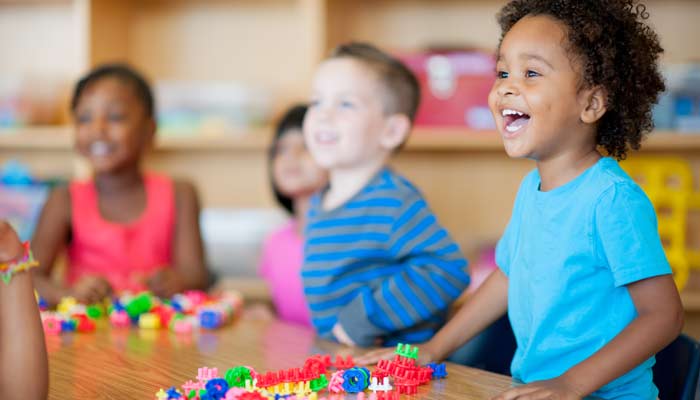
[497, 0, 665, 160]
[71, 63, 155, 118]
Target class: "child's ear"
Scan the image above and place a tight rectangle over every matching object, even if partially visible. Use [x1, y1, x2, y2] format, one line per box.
[380, 114, 411, 151]
[142, 117, 157, 150]
[580, 86, 607, 124]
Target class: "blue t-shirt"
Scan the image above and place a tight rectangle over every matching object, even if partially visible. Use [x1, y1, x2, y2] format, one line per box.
[496, 157, 671, 399]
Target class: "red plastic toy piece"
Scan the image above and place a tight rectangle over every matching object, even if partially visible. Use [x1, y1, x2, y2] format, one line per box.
[334, 355, 354, 369]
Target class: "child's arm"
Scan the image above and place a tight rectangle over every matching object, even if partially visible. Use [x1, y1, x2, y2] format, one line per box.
[0, 223, 48, 400]
[147, 181, 208, 297]
[332, 197, 471, 347]
[357, 268, 509, 364]
[32, 187, 111, 306]
[495, 274, 682, 400]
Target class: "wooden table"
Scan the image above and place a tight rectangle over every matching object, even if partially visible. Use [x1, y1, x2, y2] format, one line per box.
[46, 317, 513, 399]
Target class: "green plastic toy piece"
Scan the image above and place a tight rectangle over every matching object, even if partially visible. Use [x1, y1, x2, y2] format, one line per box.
[310, 374, 328, 392]
[125, 292, 153, 318]
[187, 389, 197, 399]
[395, 343, 419, 359]
[86, 305, 103, 319]
[225, 366, 252, 388]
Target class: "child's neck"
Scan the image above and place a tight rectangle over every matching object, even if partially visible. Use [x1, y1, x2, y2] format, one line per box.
[94, 166, 143, 195]
[536, 147, 601, 192]
[323, 157, 386, 211]
[292, 195, 312, 235]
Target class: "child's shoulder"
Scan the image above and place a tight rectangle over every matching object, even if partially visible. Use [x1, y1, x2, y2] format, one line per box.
[369, 168, 425, 202]
[592, 158, 646, 200]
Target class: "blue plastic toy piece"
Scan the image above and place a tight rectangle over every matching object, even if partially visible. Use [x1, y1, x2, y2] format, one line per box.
[205, 378, 229, 399]
[342, 367, 370, 393]
[427, 362, 448, 379]
[200, 310, 222, 329]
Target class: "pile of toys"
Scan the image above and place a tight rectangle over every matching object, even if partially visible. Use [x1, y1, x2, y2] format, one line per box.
[39, 290, 242, 335]
[154, 344, 447, 400]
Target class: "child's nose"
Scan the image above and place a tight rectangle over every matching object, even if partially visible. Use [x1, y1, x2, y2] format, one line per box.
[497, 79, 519, 97]
[90, 118, 109, 138]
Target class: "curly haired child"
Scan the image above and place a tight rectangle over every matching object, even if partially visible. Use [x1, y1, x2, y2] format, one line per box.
[359, 1, 683, 398]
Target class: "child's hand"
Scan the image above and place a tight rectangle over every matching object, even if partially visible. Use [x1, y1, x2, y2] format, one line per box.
[332, 322, 357, 346]
[71, 275, 112, 304]
[0, 221, 24, 263]
[146, 268, 185, 298]
[356, 342, 436, 365]
[492, 376, 584, 400]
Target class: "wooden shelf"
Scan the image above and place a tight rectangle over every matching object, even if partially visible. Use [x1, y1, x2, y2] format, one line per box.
[3, 126, 700, 153]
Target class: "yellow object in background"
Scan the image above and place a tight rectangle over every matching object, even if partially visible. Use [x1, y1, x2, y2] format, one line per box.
[622, 157, 700, 290]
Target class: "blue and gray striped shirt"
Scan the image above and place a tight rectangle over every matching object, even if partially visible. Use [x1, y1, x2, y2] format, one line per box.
[302, 167, 470, 347]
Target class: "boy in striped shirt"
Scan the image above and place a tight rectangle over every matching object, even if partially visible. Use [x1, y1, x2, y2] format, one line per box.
[302, 43, 470, 347]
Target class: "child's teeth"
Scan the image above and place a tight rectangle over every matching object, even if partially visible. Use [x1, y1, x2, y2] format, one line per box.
[90, 141, 111, 156]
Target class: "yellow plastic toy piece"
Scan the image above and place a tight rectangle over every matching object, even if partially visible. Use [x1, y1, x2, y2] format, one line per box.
[138, 312, 161, 329]
[622, 157, 697, 289]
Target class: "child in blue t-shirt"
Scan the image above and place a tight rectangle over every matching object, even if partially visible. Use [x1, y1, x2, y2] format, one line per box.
[359, 1, 683, 398]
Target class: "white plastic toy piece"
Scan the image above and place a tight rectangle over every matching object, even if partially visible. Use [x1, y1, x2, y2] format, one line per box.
[368, 376, 392, 392]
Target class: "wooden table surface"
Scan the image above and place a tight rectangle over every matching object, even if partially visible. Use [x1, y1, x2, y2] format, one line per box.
[46, 317, 513, 399]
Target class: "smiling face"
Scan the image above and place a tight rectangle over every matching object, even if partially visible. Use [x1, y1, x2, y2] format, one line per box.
[488, 14, 597, 161]
[272, 129, 328, 199]
[73, 77, 155, 174]
[303, 57, 395, 171]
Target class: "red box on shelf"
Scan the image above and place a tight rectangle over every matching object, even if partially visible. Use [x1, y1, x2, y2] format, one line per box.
[398, 50, 496, 129]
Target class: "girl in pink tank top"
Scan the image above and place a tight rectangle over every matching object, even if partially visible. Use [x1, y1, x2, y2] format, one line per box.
[31, 64, 208, 306]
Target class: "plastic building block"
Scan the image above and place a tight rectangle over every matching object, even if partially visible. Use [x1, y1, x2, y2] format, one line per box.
[427, 363, 447, 379]
[139, 312, 161, 329]
[334, 355, 354, 369]
[125, 292, 153, 318]
[166, 386, 183, 399]
[155, 388, 168, 400]
[42, 315, 62, 335]
[60, 319, 77, 332]
[328, 370, 345, 393]
[225, 366, 252, 388]
[205, 378, 229, 399]
[197, 367, 220, 383]
[110, 310, 131, 328]
[86, 304, 103, 319]
[368, 376, 392, 392]
[75, 314, 96, 332]
[309, 374, 329, 392]
[57, 297, 78, 315]
[200, 310, 222, 330]
[342, 368, 370, 393]
[394, 343, 419, 359]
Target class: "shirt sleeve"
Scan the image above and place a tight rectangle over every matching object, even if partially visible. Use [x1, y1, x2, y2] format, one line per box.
[336, 195, 470, 346]
[595, 182, 672, 287]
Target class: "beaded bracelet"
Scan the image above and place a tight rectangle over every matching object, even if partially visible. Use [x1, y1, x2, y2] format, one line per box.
[0, 241, 39, 284]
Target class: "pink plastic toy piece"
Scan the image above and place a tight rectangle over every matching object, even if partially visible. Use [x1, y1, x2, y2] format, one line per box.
[181, 380, 203, 393]
[110, 310, 130, 328]
[197, 366, 219, 382]
[327, 370, 345, 393]
[43, 316, 62, 335]
[172, 319, 193, 334]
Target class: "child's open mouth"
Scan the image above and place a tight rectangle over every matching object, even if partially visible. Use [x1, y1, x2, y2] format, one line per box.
[502, 109, 531, 134]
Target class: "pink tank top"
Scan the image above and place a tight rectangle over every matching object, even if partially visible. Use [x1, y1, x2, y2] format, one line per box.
[67, 173, 175, 293]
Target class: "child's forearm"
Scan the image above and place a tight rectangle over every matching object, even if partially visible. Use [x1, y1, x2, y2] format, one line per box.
[31, 271, 69, 307]
[561, 275, 683, 396]
[427, 269, 509, 361]
[0, 272, 49, 400]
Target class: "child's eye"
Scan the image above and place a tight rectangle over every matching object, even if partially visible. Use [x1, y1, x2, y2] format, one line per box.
[76, 113, 91, 124]
[339, 100, 354, 109]
[526, 70, 540, 78]
[309, 99, 320, 108]
[108, 113, 126, 122]
[497, 71, 509, 79]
